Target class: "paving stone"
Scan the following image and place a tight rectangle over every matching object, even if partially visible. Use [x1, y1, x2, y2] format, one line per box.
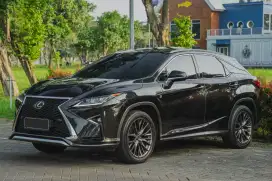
[0, 123, 272, 181]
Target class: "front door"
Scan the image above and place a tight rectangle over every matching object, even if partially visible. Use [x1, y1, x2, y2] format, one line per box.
[158, 55, 206, 136]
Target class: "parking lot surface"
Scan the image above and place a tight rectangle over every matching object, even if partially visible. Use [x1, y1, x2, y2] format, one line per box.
[0, 121, 271, 181]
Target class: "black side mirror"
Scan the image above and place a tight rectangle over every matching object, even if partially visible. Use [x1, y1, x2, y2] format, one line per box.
[168, 70, 187, 79]
[163, 70, 187, 89]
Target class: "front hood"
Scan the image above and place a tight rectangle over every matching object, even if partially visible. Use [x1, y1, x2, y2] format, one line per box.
[26, 77, 120, 97]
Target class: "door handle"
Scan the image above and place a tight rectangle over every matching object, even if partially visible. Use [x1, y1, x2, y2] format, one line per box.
[229, 82, 239, 88]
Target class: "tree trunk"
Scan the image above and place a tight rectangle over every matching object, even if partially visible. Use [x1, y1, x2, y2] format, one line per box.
[19, 58, 37, 85]
[0, 47, 19, 96]
[142, 0, 169, 46]
[48, 42, 54, 69]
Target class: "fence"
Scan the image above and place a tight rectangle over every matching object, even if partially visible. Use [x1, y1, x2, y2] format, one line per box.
[207, 27, 265, 37]
[5, 78, 15, 109]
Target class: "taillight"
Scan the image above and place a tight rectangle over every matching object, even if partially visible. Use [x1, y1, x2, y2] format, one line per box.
[253, 79, 261, 88]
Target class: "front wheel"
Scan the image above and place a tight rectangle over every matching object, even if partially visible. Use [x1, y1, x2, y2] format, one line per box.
[222, 105, 253, 149]
[33, 142, 66, 154]
[117, 111, 157, 164]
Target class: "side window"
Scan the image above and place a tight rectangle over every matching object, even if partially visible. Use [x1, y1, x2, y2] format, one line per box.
[158, 55, 197, 81]
[194, 55, 226, 78]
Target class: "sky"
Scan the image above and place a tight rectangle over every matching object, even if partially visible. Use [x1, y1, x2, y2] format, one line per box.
[88, 0, 147, 22]
[87, 0, 242, 22]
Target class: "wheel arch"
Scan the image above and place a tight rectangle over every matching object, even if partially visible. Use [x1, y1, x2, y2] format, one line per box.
[117, 102, 162, 140]
[229, 97, 258, 128]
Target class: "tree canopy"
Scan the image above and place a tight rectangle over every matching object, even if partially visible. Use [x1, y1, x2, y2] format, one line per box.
[171, 15, 197, 48]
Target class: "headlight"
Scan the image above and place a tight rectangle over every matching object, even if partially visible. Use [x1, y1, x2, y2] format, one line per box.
[73, 93, 121, 108]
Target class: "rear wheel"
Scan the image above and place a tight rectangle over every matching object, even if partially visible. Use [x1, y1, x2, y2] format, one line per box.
[117, 111, 156, 164]
[33, 143, 66, 154]
[222, 105, 253, 149]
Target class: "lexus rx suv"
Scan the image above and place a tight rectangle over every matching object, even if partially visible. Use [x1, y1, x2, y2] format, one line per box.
[10, 48, 261, 164]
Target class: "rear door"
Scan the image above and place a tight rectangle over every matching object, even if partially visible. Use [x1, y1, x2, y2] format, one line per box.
[193, 54, 232, 131]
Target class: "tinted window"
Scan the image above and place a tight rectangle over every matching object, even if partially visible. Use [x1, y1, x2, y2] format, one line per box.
[218, 55, 249, 75]
[195, 55, 226, 78]
[74, 52, 168, 80]
[159, 55, 197, 81]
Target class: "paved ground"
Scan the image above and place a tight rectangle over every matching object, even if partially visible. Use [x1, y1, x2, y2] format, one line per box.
[0, 121, 271, 181]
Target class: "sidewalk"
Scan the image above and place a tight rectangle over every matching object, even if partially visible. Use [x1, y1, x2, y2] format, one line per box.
[0, 118, 11, 123]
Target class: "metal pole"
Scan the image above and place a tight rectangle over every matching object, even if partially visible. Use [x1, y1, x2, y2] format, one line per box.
[129, 0, 134, 49]
[9, 77, 12, 109]
[148, 23, 151, 48]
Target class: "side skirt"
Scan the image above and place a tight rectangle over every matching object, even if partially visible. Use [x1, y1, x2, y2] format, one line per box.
[161, 130, 228, 141]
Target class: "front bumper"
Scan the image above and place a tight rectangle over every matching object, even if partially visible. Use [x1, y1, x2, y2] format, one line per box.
[11, 95, 123, 148]
[9, 133, 119, 148]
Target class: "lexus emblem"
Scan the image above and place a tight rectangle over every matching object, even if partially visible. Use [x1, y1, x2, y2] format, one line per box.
[34, 101, 45, 110]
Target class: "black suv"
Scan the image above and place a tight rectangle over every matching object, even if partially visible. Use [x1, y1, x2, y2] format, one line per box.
[10, 48, 261, 163]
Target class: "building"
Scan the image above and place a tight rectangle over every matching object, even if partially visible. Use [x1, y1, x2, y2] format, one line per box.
[170, 0, 272, 67]
[169, 0, 225, 49]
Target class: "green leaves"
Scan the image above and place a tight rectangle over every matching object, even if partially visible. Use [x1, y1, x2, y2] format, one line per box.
[9, 0, 46, 60]
[7, 0, 95, 62]
[94, 11, 144, 55]
[171, 15, 197, 48]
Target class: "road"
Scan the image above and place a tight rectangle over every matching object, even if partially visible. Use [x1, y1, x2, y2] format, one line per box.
[0, 121, 271, 181]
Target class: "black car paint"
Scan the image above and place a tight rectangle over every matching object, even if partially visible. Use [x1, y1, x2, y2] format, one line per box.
[11, 49, 260, 147]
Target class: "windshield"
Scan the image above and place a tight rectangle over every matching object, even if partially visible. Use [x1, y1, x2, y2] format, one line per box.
[73, 52, 168, 80]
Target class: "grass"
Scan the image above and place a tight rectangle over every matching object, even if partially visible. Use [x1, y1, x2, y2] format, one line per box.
[0, 65, 79, 120]
[248, 68, 272, 83]
[0, 97, 15, 120]
[0, 66, 272, 120]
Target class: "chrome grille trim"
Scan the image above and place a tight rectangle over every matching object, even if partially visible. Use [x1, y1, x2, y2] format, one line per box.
[14, 95, 78, 140]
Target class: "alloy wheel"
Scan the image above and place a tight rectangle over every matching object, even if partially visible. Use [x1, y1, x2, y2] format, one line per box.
[127, 117, 153, 158]
[234, 111, 252, 145]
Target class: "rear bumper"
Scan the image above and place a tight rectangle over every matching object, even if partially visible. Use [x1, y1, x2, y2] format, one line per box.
[9, 132, 119, 148]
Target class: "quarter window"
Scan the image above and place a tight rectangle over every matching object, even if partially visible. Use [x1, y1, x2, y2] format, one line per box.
[194, 55, 226, 78]
[159, 55, 197, 81]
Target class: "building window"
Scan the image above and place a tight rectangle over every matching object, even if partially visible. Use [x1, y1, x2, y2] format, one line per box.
[192, 20, 200, 40]
[237, 21, 244, 28]
[270, 14, 272, 31]
[247, 21, 254, 28]
[227, 22, 234, 29]
[170, 21, 178, 39]
[170, 20, 200, 40]
[264, 14, 270, 30]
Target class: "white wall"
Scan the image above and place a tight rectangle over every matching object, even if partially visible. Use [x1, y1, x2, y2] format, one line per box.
[231, 38, 272, 67]
[207, 40, 217, 52]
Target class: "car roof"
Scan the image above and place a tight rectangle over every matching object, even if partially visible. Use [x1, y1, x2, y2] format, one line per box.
[116, 47, 225, 56]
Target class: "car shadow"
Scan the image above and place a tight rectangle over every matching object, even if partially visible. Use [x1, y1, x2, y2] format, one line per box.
[4, 137, 227, 166]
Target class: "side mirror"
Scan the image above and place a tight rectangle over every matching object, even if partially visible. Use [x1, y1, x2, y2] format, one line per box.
[168, 70, 187, 80]
[163, 70, 187, 89]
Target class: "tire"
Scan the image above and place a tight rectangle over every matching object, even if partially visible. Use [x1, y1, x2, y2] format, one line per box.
[222, 105, 253, 149]
[117, 111, 157, 164]
[33, 142, 66, 154]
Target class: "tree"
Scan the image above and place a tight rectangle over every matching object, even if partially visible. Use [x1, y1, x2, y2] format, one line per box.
[142, 0, 169, 46]
[9, 0, 48, 85]
[44, 0, 96, 68]
[95, 11, 143, 56]
[0, 0, 19, 96]
[171, 15, 197, 48]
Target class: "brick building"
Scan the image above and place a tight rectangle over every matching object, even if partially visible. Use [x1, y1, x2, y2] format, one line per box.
[169, 0, 225, 49]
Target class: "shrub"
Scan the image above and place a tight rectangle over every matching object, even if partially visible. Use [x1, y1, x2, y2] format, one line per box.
[46, 68, 73, 79]
[256, 79, 272, 140]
